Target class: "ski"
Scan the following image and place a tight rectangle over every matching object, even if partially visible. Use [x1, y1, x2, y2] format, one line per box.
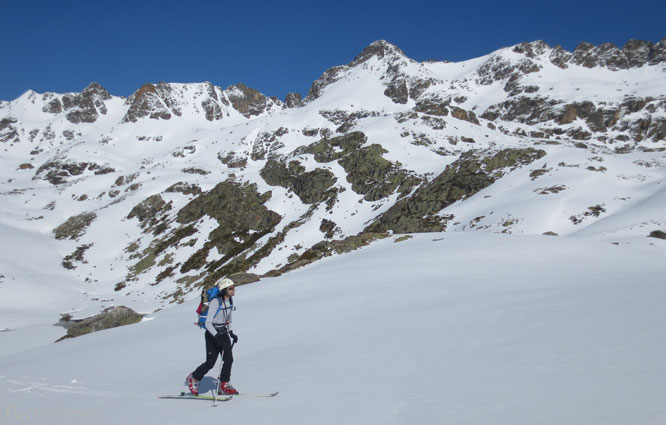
[158, 393, 233, 402]
[233, 391, 279, 397]
[160, 391, 279, 400]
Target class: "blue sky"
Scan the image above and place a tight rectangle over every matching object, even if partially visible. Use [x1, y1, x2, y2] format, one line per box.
[1, 0, 664, 102]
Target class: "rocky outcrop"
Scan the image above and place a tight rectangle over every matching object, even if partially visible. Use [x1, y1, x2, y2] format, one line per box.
[53, 212, 97, 240]
[123, 83, 173, 122]
[477, 55, 541, 86]
[415, 97, 450, 116]
[648, 230, 666, 239]
[384, 79, 409, 104]
[0, 117, 19, 143]
[351, 40, 407, 66]
[57, 306, 143, 341]
[122, 82, 231, 122]
[175, 180, 282, 276]
[165, 182, 202, 196]
[450, 107, 480, 125]
[41, 83, 111, 124]
[201, 82, 226, 121]
[260, 159, 338, 204]
[305, 40, 407, 102]
[300, 131, 422, 201]
[226, 83, 273, 118]
[318, 109, 381, 133]
[481, 95, 666, 143]
[34, 159, 111, 185]
[264, 233, 391, 277]
[127, 194, 173, 230]
[366, 148, 546, 233]
[512, 38, 666, 70]
[248, 128, 288, 161]
[285, 92, 303, 108]
[568, 40, 666, 70]
[305, 65, 347, 101]
[201, 97, 223, 121]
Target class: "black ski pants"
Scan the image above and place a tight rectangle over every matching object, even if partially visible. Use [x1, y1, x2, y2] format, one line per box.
[192, 330, 233, 382]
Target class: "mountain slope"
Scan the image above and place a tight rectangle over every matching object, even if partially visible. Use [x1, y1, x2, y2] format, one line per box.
[1, 233, 666, 424]
[1, 39, 665, 327]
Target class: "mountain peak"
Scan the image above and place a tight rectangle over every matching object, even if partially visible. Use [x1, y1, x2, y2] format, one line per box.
[351, 40, 407, 66]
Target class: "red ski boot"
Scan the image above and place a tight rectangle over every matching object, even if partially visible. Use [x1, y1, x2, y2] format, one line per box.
[218, 381, 239, 395]
[186, 374, 200, 396]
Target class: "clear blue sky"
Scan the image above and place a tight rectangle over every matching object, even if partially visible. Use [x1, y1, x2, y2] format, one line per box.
[1, 0, 664, 102]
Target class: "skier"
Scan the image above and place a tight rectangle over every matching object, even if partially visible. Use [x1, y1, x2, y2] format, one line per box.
[187, 278, 240, 395]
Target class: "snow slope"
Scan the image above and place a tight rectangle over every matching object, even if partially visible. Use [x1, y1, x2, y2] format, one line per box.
[1, 40, 665, 326]
[2, 232, 666, 425]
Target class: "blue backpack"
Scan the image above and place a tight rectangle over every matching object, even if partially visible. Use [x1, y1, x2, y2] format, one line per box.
[195, 286, 222, 328]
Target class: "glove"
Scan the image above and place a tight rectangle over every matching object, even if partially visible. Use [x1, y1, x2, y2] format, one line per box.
[229, 331, 238, 344]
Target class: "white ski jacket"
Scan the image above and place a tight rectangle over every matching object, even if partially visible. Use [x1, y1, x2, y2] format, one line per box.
[205, 297, 233, 336]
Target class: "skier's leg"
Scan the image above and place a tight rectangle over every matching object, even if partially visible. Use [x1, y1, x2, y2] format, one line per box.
[218, 332, 234, 382]
[192, 331, 221, 380]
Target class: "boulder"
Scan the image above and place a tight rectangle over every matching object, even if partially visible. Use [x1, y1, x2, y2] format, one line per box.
[57, 306, 143, 341]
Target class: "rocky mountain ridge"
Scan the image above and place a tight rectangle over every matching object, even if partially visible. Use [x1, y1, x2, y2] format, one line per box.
[1, 38, 665, 320]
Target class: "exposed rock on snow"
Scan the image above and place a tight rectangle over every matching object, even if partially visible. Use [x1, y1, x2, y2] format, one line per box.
[56, 306, 143, 341]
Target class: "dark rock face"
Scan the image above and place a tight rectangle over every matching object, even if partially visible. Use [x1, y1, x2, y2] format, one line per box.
[300, 131, 422, 201]
[249, 128, 288, 161]
[34, 160, 107, 185]
[285, 92, 304, 108]
[481, 97, 560, 125]
[650, 37, 666, 65]
[415, 98, 450, 116]
[200, 82, 225, 121]
[477, 56, 540, 86]
[481, 94, 666, 143]
[0, 117, 19, 143]
[226, 83, 269, 118]
[165, 182, 202, 196]
[260, 159, 337, 204]
[351, 40, 407, 66]
[265, 233, 391, 277]
[512, 41, 549, 58]
[568, 39, 666, 70]
[511, 38, 666, 69]
[450, 107, 480, 125]
[62, 244, 93, 270]
[201, 98, 223, 121]
[648, 230, 666, 239]
[319, 110, 381, 133]
[127, 194, 173, 229]
[57, 306, 143, 341]
[174, 180, 282, 279]
[53, 212, 97, 240]
[123, 83, 172, 122]
[366, 148, 546, 233]
[384, 80, 409, 104]
[177, 180, 279, 228]
[41, 82, 111, 124]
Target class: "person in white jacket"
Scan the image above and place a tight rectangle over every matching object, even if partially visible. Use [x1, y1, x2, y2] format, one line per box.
[187, 278, 239, 395]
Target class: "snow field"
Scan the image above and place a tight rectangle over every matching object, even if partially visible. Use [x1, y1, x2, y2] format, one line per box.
[1, 232, 666, 425]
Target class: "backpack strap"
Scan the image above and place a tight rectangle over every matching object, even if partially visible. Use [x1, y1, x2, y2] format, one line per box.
[212, 297, 224, 320]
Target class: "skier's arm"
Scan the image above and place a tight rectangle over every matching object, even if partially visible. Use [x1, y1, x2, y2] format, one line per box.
[204, 297, 219, 336]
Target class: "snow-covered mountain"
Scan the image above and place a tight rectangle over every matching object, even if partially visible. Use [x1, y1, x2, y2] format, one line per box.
[1, 38, 666, 329]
